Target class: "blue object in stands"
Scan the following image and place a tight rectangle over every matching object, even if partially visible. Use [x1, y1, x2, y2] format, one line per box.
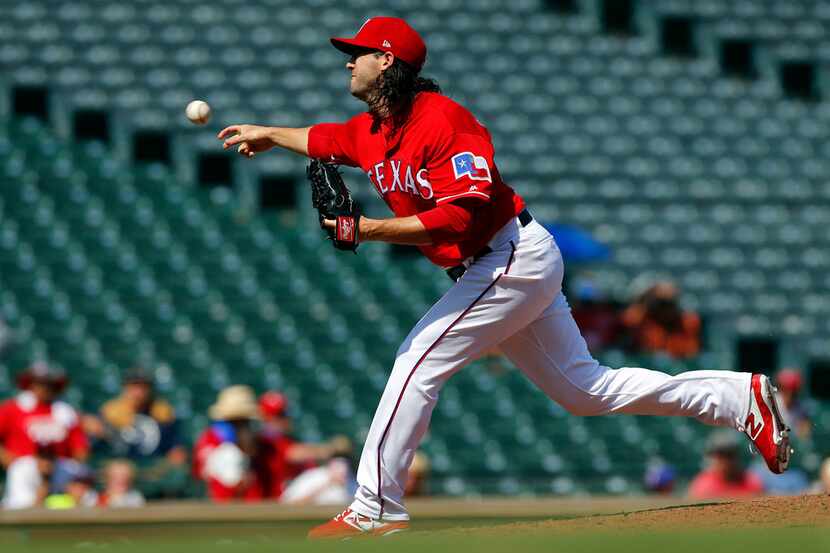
[211, 421, 237, 443]
[542, 223, 611, 262]
[750, 461, 810, 495]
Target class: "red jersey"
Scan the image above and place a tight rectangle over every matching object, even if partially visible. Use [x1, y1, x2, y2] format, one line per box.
[193, 426, 265, 502]
[0, 392, 88, 460]
[308, 92, 525, 267]
[687, 469, 763, 500]
[255, 430, 315, 499]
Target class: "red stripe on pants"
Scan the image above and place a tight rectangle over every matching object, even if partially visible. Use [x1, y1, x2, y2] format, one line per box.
[376, 242, 516, 517]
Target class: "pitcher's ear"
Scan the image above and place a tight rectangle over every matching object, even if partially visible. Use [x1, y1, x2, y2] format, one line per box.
[378, 51, 396, 69]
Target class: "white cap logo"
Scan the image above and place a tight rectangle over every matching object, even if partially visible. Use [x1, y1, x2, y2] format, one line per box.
[382, 39, 392, 48]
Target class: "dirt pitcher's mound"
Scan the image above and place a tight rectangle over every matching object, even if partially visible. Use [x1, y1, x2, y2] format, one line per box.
[477, 495, 830, 534]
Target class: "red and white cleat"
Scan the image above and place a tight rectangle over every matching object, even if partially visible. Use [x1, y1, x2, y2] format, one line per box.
[743, 374, 793, 474]
[307, 508, 410, 540]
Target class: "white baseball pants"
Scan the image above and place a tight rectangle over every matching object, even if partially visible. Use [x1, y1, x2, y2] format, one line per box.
[350, 216, 752, 521]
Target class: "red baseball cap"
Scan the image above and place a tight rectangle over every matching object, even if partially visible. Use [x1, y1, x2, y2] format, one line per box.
[259, 391, 288, 418]
[776, 368, 803, 391]
[17, 362, 68, 393]
[331, 16, 427, 72]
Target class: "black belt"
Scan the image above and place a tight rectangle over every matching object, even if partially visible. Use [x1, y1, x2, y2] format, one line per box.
[446, 209, 533, 282]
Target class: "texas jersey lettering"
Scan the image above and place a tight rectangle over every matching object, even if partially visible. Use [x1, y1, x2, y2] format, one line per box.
[368, 160, 433, 200]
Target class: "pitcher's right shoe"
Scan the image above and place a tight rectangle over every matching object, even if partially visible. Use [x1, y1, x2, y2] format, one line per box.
[307, 508, 409, 540]
[744, 374, 792, 474]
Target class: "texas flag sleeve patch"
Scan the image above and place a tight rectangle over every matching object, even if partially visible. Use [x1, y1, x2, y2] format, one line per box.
[451, 152, 492, 182]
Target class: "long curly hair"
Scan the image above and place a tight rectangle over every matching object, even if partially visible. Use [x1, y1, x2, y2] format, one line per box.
[367, 56, 441, 133]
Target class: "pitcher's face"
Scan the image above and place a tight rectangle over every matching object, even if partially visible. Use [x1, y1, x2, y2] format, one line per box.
[346, 51, 392, 100]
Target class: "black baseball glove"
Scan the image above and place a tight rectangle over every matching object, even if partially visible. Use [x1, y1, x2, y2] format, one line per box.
[306, 159, 361, 252]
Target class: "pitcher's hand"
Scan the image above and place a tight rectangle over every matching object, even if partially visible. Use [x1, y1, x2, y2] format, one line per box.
[218, 125, 276, 158]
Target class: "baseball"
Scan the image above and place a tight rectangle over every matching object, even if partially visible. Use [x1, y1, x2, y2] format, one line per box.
[185, 100, 211, 125]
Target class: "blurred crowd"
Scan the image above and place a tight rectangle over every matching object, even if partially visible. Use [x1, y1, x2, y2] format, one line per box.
[0, 362, 429, 510]
[0, 274, 703, 511]
[570, 276, 701, 359]
[0, 346, 825, 508]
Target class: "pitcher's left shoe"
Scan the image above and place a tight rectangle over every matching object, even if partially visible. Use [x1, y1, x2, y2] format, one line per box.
[308, 508, 409, 540]
[744, 374, 792, 474]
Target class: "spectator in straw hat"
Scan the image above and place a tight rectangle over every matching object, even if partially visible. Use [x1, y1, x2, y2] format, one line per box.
[193, 385, 265, 502]
[0, 363, 89, 509]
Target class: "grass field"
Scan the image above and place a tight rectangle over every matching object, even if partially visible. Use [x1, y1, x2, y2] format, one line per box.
[2, 526, 827, 553]
[1, 495, 827, 553]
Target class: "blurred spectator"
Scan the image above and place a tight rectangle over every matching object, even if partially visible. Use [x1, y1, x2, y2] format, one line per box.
[98, 459, 145, 508]
[621, 281, 700, 359]
[193, 385, 264, 502]
[569, 274, 622, 352]
[43, 461, 98, 509]
[750, 457, 808, 495]
[279, 456, 356, 506]
[85, 368, 187, 498]
[404, 451, 430, 497]
[688, 431, 762, 500]
[256, 391, 352, 500]
[809, 457, 830, 494]
[775, 368, 812, 439]
[0, 363, 89, 509]
[643, 458, 676, 495]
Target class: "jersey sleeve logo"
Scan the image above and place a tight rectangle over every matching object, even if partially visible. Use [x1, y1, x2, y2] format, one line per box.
[451, 152, 492, 182]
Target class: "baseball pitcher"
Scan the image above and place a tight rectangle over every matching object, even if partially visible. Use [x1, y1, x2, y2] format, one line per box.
[217, 17, 791, 539]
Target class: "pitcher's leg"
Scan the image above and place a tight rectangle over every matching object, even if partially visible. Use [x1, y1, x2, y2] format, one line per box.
[350, 238, 560, 520]
[349, 350, 441, 521]
[500, 292, 751, 428]
[348, 281, 510, 521]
